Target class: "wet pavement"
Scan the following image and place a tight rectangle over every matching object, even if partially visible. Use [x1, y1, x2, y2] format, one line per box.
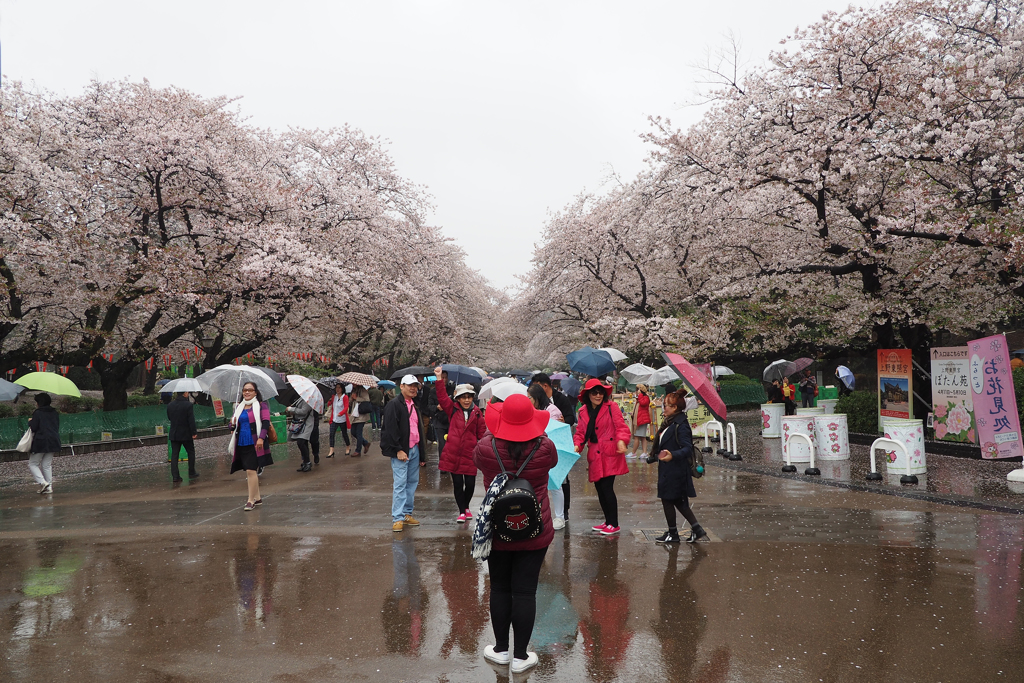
[2, 426, 1023, 681]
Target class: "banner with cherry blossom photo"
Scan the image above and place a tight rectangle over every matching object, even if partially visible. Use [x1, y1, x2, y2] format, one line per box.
[930, 347, 976, 444]
[968, 334, 1023, 460]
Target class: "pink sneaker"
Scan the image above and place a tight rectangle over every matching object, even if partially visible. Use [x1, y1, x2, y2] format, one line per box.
[592, 523, 608, 532]
[464, 509, 474, 519]
[456, 512, 468, 523]
[600, 526, 621, 535]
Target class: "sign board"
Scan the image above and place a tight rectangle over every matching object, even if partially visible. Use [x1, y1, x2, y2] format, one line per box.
[930, 347, 976, 443]
[968, 334, 1022, 459]
[155, 425, 165, 436]
[213, 399, 225, 418]
[101, 432, 112, 442]
[877, 349, 913, 428]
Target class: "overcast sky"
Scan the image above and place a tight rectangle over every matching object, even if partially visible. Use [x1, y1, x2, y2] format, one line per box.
[1, 0, 861, 290]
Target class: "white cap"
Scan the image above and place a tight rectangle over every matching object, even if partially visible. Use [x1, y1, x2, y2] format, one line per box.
[400, 374, 421, 386]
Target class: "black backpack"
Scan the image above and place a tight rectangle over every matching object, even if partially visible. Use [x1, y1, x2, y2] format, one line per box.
[490, 439, 544, 542]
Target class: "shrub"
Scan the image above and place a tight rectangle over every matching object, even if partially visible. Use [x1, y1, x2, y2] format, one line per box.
[835, 391, 878, 434]
[126, 392, 162, 407]
[57, 396, 103, 413]
[1014, 367, 1024, 427]
[16, 402, 35, 417]
[717, 373, 751, 383]
[0, 403, 13, 418]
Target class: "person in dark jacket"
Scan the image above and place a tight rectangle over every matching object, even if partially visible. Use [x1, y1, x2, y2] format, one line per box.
[27, 392, 60, 494]
[166, 392, 199, 482]
[433, 366, 486, 522]
[648, 387, 707, 544]
[474, 394, 557, 674]
[428, 370, 452, 463]
[381, 375, 426, 532]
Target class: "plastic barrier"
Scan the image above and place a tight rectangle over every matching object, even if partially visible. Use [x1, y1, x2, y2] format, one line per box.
[813, 414, 850, 461]
[868, 437, 917, 484]
[781, 415, 817, 463]
[761, 403, 784, 438]
[703, 420, 724, 453]
[796, 407, 824, 415]
[817, 399, 838, 414]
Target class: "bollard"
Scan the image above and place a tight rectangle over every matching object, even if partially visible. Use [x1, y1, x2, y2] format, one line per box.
[868, 438, 915, 484]
[782, 432, 818, 475]
[726, 422, 742, 461]
[703, 420, 723, 454]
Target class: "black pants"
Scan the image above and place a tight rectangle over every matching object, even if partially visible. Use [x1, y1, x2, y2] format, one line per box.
[563, 479, 570, 518]
[486, 547, 548, 659]
[451, 473, 476, 512]
[802, 391, 814, 408]
[170, 439, 196, 479]
[784, 399, 797, 416]
[310, 414, 320, 458]
[662, 497, 698, 530]
[329, 421, 349, 448]
[594, 475, 618, 527]
[297, 438, 312, 464]
[434, 424, 448, 460]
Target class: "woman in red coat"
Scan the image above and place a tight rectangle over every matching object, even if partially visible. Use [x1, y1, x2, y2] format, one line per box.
[629, 384, 654, 457]
[434, 366, 487, 522]
[574, 378, 631, 535]
[474, 394, 557, 674]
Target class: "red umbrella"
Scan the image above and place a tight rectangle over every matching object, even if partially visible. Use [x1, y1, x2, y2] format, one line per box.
[786, 357, 814, 376]
[661, 352, 727, 423]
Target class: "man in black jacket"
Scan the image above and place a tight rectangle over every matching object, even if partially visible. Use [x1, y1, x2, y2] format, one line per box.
[427, 370, 452, 463]
[381, 375, 426, 532]
[534, 374, 576, 426]
[166, 392, 199, 482]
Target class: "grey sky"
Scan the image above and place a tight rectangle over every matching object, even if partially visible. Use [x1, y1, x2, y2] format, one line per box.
[1, 0, 859, 290]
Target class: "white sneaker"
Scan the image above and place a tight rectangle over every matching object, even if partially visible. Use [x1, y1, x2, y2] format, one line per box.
[37, 483, 48, 494]
[552, 517, 565, 530]
[484, 645, 510, 665]
[44, 482, 52, 494]
[511, 652, 538, 673]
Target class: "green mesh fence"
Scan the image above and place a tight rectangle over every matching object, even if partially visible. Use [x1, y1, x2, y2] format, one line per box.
[718, 383, 768, 406]
[0, 404, 228, 450]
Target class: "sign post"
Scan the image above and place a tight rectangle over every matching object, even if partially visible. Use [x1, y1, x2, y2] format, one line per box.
[930, 347, 976, 443]
[877, 349, 913, 430]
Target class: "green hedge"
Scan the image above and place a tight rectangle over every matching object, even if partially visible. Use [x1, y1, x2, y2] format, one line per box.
[835, 391, 878, 433]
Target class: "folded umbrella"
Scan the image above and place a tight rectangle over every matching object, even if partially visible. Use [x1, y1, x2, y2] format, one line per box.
[0, 377, 25, 401]
[545, 419, 580, 490]
[159, 377, 205, 394]
[566, 347, 616, 378]
[287, 375, 325, 413]
[661, 352, 727, 423]
[196, 365, 279, 402]
[14, 372, 81, 397]
[762, 359, 791, 383]
[337, 371, 377, 388]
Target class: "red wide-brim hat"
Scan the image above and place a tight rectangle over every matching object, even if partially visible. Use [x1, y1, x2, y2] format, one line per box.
[485, 394, 551, 442]
[578, 377, 613, 403]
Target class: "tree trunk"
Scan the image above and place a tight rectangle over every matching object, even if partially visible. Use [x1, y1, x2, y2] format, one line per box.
[142, 362, 158, 395]
[100, 362, 139, 411]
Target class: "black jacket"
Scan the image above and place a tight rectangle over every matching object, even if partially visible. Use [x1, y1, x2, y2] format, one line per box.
[29, 405, 61, 453]
[655, 413, 696, 500]
[428, 381, 453, 430]
[166, 397, 197, 441]
[380, 395, 426, 458]
[552, 390, 577, 426]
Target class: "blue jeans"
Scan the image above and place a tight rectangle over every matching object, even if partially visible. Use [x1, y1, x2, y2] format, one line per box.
[391, 445, 420, 522]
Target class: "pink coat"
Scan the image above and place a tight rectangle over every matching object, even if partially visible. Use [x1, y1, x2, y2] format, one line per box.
[436, 381, 486, 476]
[574, 401, 631, 482]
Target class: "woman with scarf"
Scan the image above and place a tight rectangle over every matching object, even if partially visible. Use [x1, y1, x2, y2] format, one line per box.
[230, 381, 273, 511]
[473, 393, 557, 674]
[647, 387, 707, 543]
[433, 366, 487, 522]
[573, 378, 631, 535]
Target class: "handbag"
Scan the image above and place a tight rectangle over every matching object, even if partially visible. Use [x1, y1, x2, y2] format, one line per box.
[16, 428, 33, 453]
[267, 420, 278, 444]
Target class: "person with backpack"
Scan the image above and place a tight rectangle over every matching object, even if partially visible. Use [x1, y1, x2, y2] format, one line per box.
[472, 393, 557, 674]
[647, 387, 708, 544]
[573, 378, 631, 536]
[433, 366, 487, 522]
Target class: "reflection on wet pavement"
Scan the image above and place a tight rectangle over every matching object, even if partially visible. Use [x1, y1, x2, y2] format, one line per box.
[1, 432, 1022, 681]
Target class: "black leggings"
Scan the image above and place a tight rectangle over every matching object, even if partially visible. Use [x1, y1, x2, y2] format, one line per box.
[297, 438, 311, 464]
[487, 547, 547, 659]
[563, 479, 570, 517]
[662, 497, 698, 530]
[594, 475, 618, 527]
[451, 473, 476, 512]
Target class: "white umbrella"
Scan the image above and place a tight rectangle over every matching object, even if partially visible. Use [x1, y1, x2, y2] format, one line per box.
[763, 359, 791, 382]
[479, 376, 527, 402]
[621, 363, 659, 385]
[712, 365, 734, 378]
[599, 347, 628, 362]
[651, 366, 680, 386]
[159, 377, 205, 394]
[287, 375, 324, 413]
[196, 364, 279, 402]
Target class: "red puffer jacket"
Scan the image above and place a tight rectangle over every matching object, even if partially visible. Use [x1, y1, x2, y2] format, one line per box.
[474, 434, 557, 552]
[574, 401, 631, 482]
[436, 381, 486, 476]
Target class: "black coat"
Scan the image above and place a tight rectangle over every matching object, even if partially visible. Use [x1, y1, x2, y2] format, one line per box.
[166, 397, 197, 441]
[29, 405, 61, 453]
[380, 395, 426, 458]
[655, 413, 696, 500]
[552, 390, 577, 426]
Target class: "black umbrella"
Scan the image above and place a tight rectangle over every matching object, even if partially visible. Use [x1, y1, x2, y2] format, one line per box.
[389, 366, 433, 380]
[253, 366, 289, 393]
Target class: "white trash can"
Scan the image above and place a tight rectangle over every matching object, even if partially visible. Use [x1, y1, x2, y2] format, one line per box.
[881, 418, 927, 475]
[814, 413, 850, 461]
[817, 399, 839, 414]
[796, 407, 825, 416]
[761, 403, 785, 438]
[782, 415, 817, 463]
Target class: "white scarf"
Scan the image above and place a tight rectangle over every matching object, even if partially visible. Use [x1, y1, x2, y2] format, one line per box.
[232, 397, 263, 440]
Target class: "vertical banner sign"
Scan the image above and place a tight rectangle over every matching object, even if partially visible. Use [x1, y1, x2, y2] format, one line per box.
[693, 363, 715, 384]
[877, 349, 913, 426]
[968, 334, 1022, 459]
[930, 347, 976, 443]
[213, 399, 225, 418]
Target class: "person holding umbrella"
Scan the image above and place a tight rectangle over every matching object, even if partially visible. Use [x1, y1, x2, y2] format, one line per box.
[287, 397, 319, 472]
[230, 381, 273, 511]
[326, 383, 351, 458]
[647, 387, 707, 543]
[27, 393, 60, 494]
[166, 391, 199, 482]
[433, 366, 486, 522]
[573, 378, 631, 535]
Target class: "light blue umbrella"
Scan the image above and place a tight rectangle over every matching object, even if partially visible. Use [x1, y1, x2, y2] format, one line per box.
[0, 377, 25, 401]
[836, 365, 855, 390]
[545, 420, 580, 490]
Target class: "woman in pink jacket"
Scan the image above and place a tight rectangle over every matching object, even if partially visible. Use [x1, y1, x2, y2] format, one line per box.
[434, 366, 487, 522]
[573, 378, 631, 535]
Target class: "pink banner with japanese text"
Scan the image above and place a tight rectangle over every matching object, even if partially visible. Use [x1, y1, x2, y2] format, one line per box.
[969, 334, 1022, 459]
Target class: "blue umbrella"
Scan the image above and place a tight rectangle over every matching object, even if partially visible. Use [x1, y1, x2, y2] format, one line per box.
[377, 380, 396, 389]
[441, 364, 484, 386]
[0, 377, 25, 401]
[560, 376, 582, 398]
[566, 347, 616, 378]
[545, 420, 580, 490]
[836, 366, 855, 390]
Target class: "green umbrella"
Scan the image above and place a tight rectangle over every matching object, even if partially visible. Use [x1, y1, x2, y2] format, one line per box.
[15, 372, 82, 397]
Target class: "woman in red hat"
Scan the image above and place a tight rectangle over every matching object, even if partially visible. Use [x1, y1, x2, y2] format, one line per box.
[473, 394, 557, 674]
[573, 378, 631, 535]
